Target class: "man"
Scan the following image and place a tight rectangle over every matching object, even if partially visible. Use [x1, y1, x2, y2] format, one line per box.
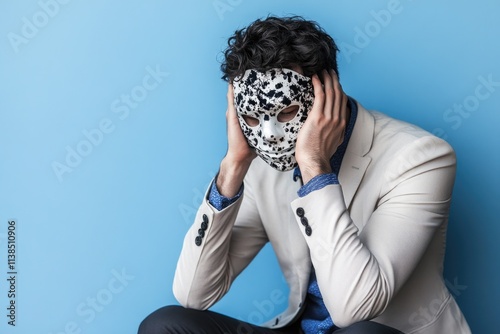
[139, 16, 471, 333]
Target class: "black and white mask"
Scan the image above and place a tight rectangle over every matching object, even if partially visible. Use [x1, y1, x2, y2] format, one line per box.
[233, 68, 314, 171]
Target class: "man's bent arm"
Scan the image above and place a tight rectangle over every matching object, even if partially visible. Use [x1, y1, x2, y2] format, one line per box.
[291, 136, 456, 327]
[173, 172, 267, 310]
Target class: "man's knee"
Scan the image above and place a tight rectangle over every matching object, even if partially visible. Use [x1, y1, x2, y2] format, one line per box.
[138, 305, 187, 334]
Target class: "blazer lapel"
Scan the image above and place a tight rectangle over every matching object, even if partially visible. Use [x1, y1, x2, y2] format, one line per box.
[339, 103, 375, 208]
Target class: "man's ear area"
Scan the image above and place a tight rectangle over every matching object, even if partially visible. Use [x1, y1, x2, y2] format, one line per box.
[291, 65, 304, 75]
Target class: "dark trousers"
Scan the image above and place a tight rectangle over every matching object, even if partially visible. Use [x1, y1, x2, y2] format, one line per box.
[138, 305, 405, 334]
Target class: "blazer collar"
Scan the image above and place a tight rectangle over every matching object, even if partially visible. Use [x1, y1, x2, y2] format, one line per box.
[338, 101, 375, 208]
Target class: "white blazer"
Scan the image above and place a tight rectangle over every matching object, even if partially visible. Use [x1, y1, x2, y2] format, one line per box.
[173, 102, 471, 334]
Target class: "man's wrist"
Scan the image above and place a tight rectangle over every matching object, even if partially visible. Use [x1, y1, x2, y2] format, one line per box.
[299, 160, 332, 184]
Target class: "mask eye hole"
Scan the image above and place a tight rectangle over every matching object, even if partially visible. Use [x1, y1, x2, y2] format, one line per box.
[278, 105, 299, 122]
[242, 115, 259, 127]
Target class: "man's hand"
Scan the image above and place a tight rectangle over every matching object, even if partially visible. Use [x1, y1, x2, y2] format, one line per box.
[295, 69, 349, 184]
[216, 84, 257, 197]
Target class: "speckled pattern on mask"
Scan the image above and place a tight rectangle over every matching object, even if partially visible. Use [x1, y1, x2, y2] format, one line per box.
[233, 68, 314, 171]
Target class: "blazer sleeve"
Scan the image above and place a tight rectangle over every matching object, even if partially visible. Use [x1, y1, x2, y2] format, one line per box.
[290, 135, 457, 328]
[172, 175, 268, 310]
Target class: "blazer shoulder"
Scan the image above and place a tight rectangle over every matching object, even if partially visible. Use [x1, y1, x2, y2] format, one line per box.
[369, 109, 455, 157]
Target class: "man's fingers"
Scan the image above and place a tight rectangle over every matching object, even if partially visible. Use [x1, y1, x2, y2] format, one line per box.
[226, 84, 237, 120]
[331, 69, 348, 140]
[227, 84, 235, 109]
[311, 73, 325, 116]
[227, 83, 234, 100]
[329, 69, 342, 124]
[322, 69, 335, 118]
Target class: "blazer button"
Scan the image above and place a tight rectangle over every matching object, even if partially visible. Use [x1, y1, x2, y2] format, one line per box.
[201, 221, 208, 231]
[305, 226, 312, 236]
[202, 214, 209, 224]
[296, 207, 305, 217]
[300, 216, 308, 226]
[198, 229, 205, 238]
[195, 236, 202, 246]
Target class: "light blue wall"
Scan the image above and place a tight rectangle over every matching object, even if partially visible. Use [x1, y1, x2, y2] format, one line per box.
[1, 1, 498, 333]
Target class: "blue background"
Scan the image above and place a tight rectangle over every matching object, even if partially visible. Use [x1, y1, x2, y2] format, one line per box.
[1, 0, 499, 333]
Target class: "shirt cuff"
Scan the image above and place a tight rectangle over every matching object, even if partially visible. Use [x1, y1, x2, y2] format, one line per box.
[207, 177, 243, 211]
[298, 173, 339, 197]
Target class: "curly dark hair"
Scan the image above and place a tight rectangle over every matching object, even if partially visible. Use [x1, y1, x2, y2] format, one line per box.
[221, 15, 339, 82]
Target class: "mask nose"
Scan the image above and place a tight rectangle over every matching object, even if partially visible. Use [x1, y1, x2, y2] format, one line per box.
[261, 115, 284, 143]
